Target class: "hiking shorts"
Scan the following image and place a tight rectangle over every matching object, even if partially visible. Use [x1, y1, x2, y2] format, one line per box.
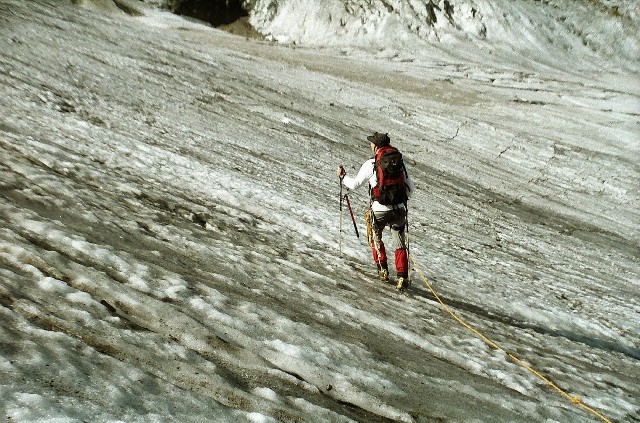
[372, 208, 407, 250]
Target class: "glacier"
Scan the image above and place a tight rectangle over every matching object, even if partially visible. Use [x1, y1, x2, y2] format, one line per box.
[0, 0, 638, 422]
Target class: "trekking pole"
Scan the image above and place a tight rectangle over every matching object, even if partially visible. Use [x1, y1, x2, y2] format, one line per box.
[339, 176, 344, 256]
[344, 192, 359, 238]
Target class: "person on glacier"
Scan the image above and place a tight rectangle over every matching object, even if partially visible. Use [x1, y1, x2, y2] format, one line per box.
[337, 132, 415, 290]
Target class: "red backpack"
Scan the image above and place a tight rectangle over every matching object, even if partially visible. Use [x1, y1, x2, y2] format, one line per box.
[372, 146, 408, 205]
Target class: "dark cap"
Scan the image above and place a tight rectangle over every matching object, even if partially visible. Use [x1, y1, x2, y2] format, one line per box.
[367, 132, 390, 147]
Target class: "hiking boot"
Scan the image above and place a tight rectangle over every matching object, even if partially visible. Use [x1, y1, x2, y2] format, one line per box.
[396, 277, 410, 291]
[378, 268, 389, 281]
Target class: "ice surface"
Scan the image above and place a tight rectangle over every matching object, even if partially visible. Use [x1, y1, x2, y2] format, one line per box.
[0, 0, 638, 422]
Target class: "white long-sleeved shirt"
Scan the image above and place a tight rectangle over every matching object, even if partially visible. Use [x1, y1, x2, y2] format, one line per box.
[342, 157, 415, 212]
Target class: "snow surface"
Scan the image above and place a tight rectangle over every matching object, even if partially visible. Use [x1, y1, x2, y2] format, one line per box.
[0, 0, 639, 422]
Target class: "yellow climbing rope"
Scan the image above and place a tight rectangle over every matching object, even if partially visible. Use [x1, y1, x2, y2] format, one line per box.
[410, 255, 613, 423]
[365, 209, 375, 249]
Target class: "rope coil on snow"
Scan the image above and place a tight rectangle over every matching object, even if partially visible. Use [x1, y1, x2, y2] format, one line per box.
[410, 255, 613, 423]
